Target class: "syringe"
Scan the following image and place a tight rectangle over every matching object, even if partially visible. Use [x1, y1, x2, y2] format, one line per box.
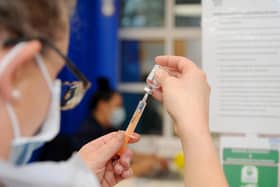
[117, 93, 149, 155]
[125, 93, 149, 135]
[117, 65, 160, 155]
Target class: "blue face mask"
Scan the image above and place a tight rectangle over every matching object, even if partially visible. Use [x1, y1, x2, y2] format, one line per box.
[6, 80, 61, 166]
[2, 43, 61, 166]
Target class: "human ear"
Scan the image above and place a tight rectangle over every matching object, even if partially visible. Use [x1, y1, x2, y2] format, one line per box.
[0, 41, 42, 102]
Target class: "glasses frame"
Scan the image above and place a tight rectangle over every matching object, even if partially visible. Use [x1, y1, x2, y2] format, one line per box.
[2, 37, 91, 110]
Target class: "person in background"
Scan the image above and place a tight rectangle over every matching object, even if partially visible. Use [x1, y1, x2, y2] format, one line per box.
[72, 77, 126, 150]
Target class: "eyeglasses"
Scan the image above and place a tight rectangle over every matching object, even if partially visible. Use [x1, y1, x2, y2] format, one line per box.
[2, 37, 91, 111]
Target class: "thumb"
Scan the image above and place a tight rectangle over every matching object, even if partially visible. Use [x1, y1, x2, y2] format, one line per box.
[97, 131, 125, 161]
[154, 68, 170, 86]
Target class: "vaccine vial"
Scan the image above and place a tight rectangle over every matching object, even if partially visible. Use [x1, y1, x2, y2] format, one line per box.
[144, 64, 161, 94]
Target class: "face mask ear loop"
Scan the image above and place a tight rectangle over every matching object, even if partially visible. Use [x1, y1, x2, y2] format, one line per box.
[0, 42, 27, 75]
[6, 103, 21, 139]
[35, 54, 52, 91]
[0, 43, 28, 139]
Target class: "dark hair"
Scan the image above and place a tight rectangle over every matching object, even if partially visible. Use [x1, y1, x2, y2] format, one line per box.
[89, 77, 117, 111]
[0, 0, 75, 42]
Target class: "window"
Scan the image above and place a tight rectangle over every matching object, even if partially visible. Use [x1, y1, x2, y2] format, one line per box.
[120, 40, 164, 83]
[120, 0, 165, 27]
[119, 0, 202, 137]
[175, 0, 201, 27]
[174, 39, 201, 67]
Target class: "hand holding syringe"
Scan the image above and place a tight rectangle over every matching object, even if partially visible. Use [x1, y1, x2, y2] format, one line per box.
[118, 65, 161, 155]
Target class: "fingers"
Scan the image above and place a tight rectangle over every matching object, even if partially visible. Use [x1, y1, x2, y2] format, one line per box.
[154, 68, 170, 86]
[155, 55, 195, 74]
[121, 168, 133, 178]
[93, 132, 125, 161]
[151, 88, 163, 101]
[114, 162, 124, 175]
[115, 168, 133, 184]
[119, 149, 133, 169]
[114, 150, 134, 183]
[128, 133, 140, 144]
[85, 131, 124, 150]
[114, 149, 133, 173]
[115, 168, 134, 179]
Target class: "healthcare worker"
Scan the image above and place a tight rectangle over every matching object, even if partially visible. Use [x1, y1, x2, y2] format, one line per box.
[0, 1, 139, 187]
[0, 1, 228, 187]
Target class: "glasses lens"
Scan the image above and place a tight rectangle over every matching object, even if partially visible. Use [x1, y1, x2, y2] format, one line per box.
[61, 81, 86, 110]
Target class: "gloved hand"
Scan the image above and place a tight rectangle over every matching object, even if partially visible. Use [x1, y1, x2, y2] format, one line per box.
[78, 131, 140, 187]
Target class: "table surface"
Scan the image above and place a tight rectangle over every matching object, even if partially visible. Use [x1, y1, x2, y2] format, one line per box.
[116, 177, 184, 187]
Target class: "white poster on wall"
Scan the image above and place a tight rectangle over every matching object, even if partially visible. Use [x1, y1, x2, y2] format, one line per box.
[202, 0, 280, 134]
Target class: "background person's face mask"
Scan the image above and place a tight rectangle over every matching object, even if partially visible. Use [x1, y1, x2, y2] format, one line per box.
[109, 107, 126, 128]
[1, 43, 61, 166]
